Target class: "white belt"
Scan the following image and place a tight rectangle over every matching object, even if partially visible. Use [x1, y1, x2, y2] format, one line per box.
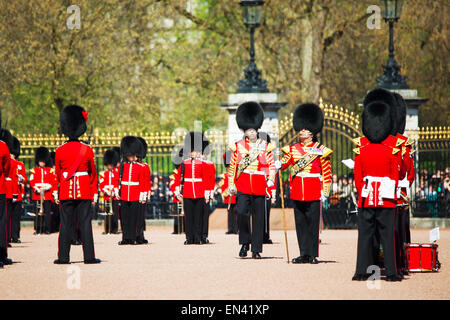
[64, 171, 88, 177]
[243, 169, 265, 175]
[121, 181, 139, 186]
[185, 178, 202, 182]
[5, 178, 12, 181]
[363, 176, 396, 199]
[35, 183, 50, 187]
[295, 172, 322, 179]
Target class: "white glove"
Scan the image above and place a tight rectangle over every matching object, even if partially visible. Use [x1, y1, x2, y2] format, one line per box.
[44, 183, 52, 191]
[275, 160, 282, 170]
[267, 180, 274, 188]
[93, 194, 98, 203]
[320, 191, 328, 202]
[53, 191, 59, 201]
[228, 185, 237, 195]
[18, 175, 24, 183]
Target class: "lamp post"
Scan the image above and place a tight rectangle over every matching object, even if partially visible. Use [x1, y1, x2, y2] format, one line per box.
[237, 0, 269, 93]
[376, 0, 409, 89]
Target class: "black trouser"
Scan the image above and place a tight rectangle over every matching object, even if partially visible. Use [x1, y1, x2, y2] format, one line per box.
[11, 201, 23, 241]
[404, 207, 411, 243]
[6, 199, 12, 242]
[0, 195, 8, 261]
[183, 198, 204, 243]
[236, 193, 265, 253]
[121, 201, 139, 241]
[104, 200, 119, 234]
[34, 200, 52, 234]
[355, 207, 397, 277]
[136, 202, 147, 241]
[202, 201, 211, 240]
[173, 202, 185, 234]
[58, 200, 96, 262]
[51, 202, 60, 233]
[227, 203, 238, 233]
[264, 198, 271, 241]
[293, 200, 320, 258]
[395, 207, 409, 272]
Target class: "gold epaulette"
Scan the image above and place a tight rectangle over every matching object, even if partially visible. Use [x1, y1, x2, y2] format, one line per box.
[392, 147, 400, 155]
[228, 143, 237, 152]
[266, 142, 276, 153]
[173, 168, 178, 174]
[405, 138, 414, 146]
[321, 146, 333, 158]
[353, 147, 360, 155]
[50, 168, 55, 174]
[402, 146, 407, 157]
[281, 145, 290, 154]
[352, 137, 361, 146]
[396, 138, 404, 147]
[30, 168, 35, 174]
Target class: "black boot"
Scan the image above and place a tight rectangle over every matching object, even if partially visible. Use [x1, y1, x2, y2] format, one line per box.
[292, 256, 309, 264]
[352, 274, 369, 281]
[252, 252, 261, 259]
[84, 258, 101, 264]
[386, 275, 402, 282]
[53, 259, 70, 265]
[2, 258, 13, 265]
[309, 257, 319, 264]
[239, 244, 249, 257]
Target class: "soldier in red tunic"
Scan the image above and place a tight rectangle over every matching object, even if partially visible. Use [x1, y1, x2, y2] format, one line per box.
[9, 137, 27, 243]
[170, 146, 184, 234]
[118, 136, 146, 245]
[0, 125, 12, 268]
[228, 102, 276, 259]
[220, 150, 237, 234]
[175, 132, 211, 245]
[30, 147, 56, 235]
[136, 137, 150, 244]
[352, 88, 404, 281]
[99, 149, 120, 234]
[54, 105, 100, 264]
[278, 104, 332, 264]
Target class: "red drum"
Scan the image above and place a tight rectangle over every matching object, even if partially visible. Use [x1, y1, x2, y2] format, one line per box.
[405, 243, 440, 272]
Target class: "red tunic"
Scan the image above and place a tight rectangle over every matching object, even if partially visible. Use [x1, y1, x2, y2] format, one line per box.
[179, 159, 208, 199]
[169, 168, 181, 203]
[228, 138, 276, 196]
[354, 137, 404, 208]
[139, 161, 151, 201]
[15, 161, 27, 201]
[120, 161, 146, 202]
[203, 160, 216, 199]
[5, 158, 18, 199]
[396, 134, 415, 203]
[55, 140, 98, 201]
[29, 166, 56, 201]
[220, 172, 236, 204]
[0, 141, 11, 195]
[99, 169, 120, 201]
[280, 142, 332, 201]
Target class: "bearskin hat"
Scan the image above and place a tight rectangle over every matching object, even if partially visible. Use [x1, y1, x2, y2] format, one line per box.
[293, 103, 324, 135]
[60, 104, 88, 139]
[393, 92, 407, 135]
[49, 151, 55, 167]
[35, 146, 50, 166]
[0, 128, 13, 151]
[236, 101, 264, 131]
[112, 147, 121, 161]
[183, 131, 205, 154]
[362, 88, 395, 143]
[137, 137, 148, 159]
[11, 136, 20, 159]
[120, 136, 141, 157]
[103, 149, 120, 166]
[222, 150, 233, 167]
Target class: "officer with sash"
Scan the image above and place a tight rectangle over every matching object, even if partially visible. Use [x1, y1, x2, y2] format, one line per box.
[277, 103, 332, 264]
[228, 101, 276, 259]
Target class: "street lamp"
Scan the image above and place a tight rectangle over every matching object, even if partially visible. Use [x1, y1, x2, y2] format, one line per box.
[376, 0, 409, 89]
[236, 0, 269, 93]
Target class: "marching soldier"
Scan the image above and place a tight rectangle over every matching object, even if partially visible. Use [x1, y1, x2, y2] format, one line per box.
[112, 146, 122, 232]
[220, 150, 237, 234]
[53, 104, 100, 264]
[201, 138, 215, 244]
[99, 149, 120, 234]
[30, 146, 56, 234]
[9, 137, 27, 243]
[118, 136, 146, 245]
[352, 88, 404, 281]
[49, 151, 60, 233]
[170, 146, 184, 234]
[393, 92, 415, 276]
[175, 132, 210, 245]
[0, 125, 12, 268]
[278, 104, 332, 264]
[228, 102, 276, 259]
[136, 137, 150, 244]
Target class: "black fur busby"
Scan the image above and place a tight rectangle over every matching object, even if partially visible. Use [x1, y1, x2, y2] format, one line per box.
[236, 101, 264, 131]
[112, 147, 121, 161]
[0, 129, 13, 151]
[48, 151, 55, 167]
[393, 92, 407, 135]
[258, 131, 271, 143]
[137, 137, 148, 159]
[103, 149, 120, 166]
[222, 150, 233, 167]
[362, 88, 395, 143]
[120, 136, 141, 157]
[35, 146, 50, 166]
[60, 104, 88, 139]
[11, 136, 20, 159]
[183, 131, 205, 154]
[293, 103, 324, 135]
